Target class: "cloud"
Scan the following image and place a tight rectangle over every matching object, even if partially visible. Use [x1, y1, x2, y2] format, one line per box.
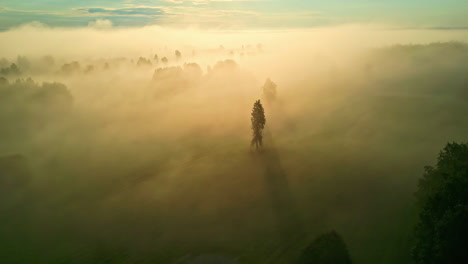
[0, 4, 326, 30]
[74, 6, 168, 18]
[88, 19, 113, 30]
[14, 21, 49, 30]
[165, 0, 261, 4]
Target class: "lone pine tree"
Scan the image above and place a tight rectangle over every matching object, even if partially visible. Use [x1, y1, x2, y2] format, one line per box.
[251, 100, 266, 149]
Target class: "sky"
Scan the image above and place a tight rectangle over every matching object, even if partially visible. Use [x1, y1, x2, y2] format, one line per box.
[0, 0, 467, 30]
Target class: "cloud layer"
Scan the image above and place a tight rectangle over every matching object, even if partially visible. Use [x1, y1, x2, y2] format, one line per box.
[1, 0, 467, 30]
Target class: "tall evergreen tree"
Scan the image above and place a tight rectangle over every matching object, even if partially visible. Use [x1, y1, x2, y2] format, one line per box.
[251, 100, 266, 149]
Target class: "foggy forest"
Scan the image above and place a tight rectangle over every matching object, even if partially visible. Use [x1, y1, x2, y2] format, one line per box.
[1, 4, 468, 263]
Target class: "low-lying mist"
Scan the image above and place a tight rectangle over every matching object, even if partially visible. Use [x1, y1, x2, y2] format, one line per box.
[1, 23, 468, 264]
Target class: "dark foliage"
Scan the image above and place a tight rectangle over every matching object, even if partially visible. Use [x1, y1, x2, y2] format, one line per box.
[413, 142, 468, 264]
[137, 57, 152, 67]
[0, 78, 73, 138]
[0, 63, 21, 76]
[60, 61, 81, 75]
[251, 100, 266, 149]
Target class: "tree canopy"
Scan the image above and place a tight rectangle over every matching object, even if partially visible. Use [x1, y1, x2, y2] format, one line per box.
[251, 100, 266, 149]
[413, 142, 468, 264]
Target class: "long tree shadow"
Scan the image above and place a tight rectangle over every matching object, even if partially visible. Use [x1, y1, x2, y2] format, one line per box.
[257, 130, 306, 262]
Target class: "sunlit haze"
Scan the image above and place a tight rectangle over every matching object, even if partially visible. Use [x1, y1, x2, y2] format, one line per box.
[1, 1, 467, 264]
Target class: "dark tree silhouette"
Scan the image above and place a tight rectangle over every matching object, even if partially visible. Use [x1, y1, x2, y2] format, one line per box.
[0, 63, 21, 75]
[251, 100, 266, 149]
[175, 50, 182, 60]
[297, 231, 352, 264]
[60, 61, 81, 75]
[137, 57, 152, 67]
[412, 142, 468, 264]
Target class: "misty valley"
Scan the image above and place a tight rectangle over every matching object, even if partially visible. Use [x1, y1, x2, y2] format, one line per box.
[1, 29, 468, 264]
